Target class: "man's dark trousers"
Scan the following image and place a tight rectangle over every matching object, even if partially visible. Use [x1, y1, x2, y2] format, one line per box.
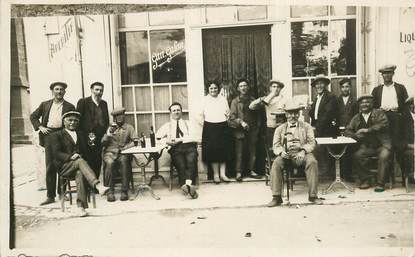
[43, 128, 61, 198]
[169, 143, 198, 186]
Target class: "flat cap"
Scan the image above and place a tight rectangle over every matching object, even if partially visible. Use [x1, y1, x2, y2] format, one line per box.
[50, 82, 68, 90]
[311, 74, 330, 87]
[111, 107, 126, 116]
[378, 64, 397, 73]
[269, 79, 285, 88]
[339, 78, 352, 86]
[284, 101, 303, 112]
[357, 94, 374, 103]
[62, 111, 81, 120]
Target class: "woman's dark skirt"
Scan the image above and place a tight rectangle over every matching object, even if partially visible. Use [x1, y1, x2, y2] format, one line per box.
[202, 121, 230, 162]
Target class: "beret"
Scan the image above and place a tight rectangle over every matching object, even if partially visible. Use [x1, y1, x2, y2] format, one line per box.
[111, 107, 126, 116]
[50, 82, 68, 90]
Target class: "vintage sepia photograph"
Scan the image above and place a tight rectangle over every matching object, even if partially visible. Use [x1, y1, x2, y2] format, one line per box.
[2, 0, 415, 256]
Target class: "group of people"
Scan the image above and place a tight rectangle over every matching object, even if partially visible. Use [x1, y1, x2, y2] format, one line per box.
[30, 64, 414, 216]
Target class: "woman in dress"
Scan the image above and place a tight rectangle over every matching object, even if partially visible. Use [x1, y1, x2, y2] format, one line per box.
[201, 81, 231, 183]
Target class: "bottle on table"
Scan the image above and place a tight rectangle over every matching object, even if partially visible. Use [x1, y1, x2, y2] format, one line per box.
[150, 126, 156, 147]
[140, 132, 146, 148]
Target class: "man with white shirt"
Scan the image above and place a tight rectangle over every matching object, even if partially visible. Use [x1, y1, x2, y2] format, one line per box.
[76, 82, 110, 178]
[267, 102, 322, 207]
[30, 82, 75, 206]
[47, 111, 109, 217]
[345, 95, 391, 192]
[156, 102, 199, 199]
[371, 65, 409, 183]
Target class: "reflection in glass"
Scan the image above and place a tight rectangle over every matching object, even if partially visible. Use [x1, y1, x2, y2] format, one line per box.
[330, 6, 356, 16]
[291, 6, 328, 18]
[237, 6, 267, 21]
[172, 85, 188, 110]
[150, 29, 187, 83]
[330, 20, 356, 76]
[135, 87, 152, 111]
[119, 31, 150, 85]
[121, 87, 134, 112]
[291, 21, 328, 77]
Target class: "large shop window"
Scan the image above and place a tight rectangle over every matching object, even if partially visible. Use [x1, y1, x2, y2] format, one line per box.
[119, 28, 188, 135]
[290, 6, 357, 100]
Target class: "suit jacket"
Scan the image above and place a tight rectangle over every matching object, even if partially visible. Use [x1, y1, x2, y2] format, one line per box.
[336, 95, 359, 127]
[309, 91, 337, 137]
[47, 129, 89, 172]
[29, 99, 75, 147]
[76, 96, 109, 139]
[272, 121, 316, 156]
[228, 95, 262, 139]
[404, 112, 414, 146]
[345, 109, 391, 150]
[371, 83, 409, 114]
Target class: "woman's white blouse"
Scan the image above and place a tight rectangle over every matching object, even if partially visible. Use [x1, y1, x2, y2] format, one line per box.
[201, 95, 229, 123]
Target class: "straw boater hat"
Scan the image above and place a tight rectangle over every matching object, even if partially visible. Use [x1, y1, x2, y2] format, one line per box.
[311, 74, 330, 87]
[357, 94, 374, 103]
[378, 64, 397, 73]
[62, 111, 81, 120]
[269, 79, 285, 88]
[49, 81, 68, 90]
[111, 107, 126, 116]
[284, 101, 303, 112]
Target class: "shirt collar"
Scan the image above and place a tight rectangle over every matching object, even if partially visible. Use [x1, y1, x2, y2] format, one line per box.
[92, 97, 100, 106]
[383, 82, 395, 88]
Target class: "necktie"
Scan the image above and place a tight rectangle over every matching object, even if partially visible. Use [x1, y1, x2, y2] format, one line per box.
[176, 120, 184, 138]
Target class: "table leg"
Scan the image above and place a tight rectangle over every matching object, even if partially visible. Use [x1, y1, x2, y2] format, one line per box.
[131, 166, 160, 200]
[148, 158, 167, 187]
[323, 145, 355, 194]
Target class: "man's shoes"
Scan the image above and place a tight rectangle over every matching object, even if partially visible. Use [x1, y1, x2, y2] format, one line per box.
[235, 173, 243, 182]
[309, 196, 323, 205]
[249, 171, 262, 179]
[95, 182, 110, 195]
[75, 207, 88, 217]
[213, 176, 220, 184]
[220, 175, 231, 183]
[40, 197, 55, 206]
[107, 191, 116, 202]
[359, 182, 371, 189]
[120, 191, 128, 201]
[374, 185, 385, 192]
[267, 196, 283, 207]
[181, 184, 198, 199]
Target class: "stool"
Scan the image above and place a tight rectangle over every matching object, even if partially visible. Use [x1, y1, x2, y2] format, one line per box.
[59, 176, 96, 212]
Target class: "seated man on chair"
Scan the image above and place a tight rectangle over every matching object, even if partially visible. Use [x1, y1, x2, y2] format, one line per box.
[345, 95, 391, 192]
[267, 102, 322, 207]
[156, 102, 199, 199]
[48, 111, 109, 217]
[101, 107, 137, 202]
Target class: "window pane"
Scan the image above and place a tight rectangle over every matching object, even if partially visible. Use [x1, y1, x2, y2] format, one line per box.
[330, 77, 357, 99]
[136, 114, 152, 136]
[155, 113, 170, 131]
[150, 29, 187, 83]
[292, 79, 309, 96]
[237, 6, 267, 21]
[330, 19, 356, 76]
[172, 85, 188, 110]
[291, 6, 328, 18]
[291, 21, 328, 77]
[154, 86, 170, 111]
[330, 6, 356, 16]
[206, 7, 236, 23]
[119, 31, 150, 85]
[125, 114, 135, 132]
[121, 87, 134, 112]
[118, 13, 148, 28]
[135, 87, 152, 111]
[149, 9, 184, 26]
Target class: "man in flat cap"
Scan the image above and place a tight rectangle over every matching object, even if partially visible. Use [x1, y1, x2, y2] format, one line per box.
[372, 65, 409, 182]
[76, 82, 109, 178]
[249, 79, 287, 151]
[101, 107, 136, 202]
[30, 82, 75, 206]
[267, 101, 322, 207]
[309, 74, 337, 177]
[345, 95, 391, 192]
[47, 111, 109, 217]
[336, 78, 359, 182]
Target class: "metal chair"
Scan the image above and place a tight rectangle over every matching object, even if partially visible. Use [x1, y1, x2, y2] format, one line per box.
[59, 175, 96, 212]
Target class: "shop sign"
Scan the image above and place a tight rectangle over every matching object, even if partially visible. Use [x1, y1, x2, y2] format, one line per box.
[151, 41, 185, 70]
[49, 18, 75, 60]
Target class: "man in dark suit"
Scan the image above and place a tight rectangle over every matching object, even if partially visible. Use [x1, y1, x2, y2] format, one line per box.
[402, 97, 414, 183]
[336, 78, 359, 182]
[371, 64, 409, 182]
[309, 74, 337, 176]
[345, 95, 391, 192]
[76, 82, 110, 177]
[30, 82, 75, 206]
[48, 111, 109, 217]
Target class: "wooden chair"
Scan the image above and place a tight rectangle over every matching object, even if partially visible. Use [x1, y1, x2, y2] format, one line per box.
[59, 175, 96, 212]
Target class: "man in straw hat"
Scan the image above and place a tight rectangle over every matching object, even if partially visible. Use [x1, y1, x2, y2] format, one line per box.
[30, 82, 75, 206]
[267, 101, 322, 207]
[101, 107, 137, 202]
[345, 95, 391, 192]
[47, 111, 110, 217]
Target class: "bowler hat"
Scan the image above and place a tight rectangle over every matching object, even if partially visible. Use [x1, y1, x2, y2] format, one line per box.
[62, 111, 81, 120]
[111, 107, 126, 116]
[269, 79, 285, 88]
[50, 82, 68, 90]
[311, 74, 330, 87]
[378, 64, 397, 73]
[284, 102, 303, 112]
[357, 94, 374, 103]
